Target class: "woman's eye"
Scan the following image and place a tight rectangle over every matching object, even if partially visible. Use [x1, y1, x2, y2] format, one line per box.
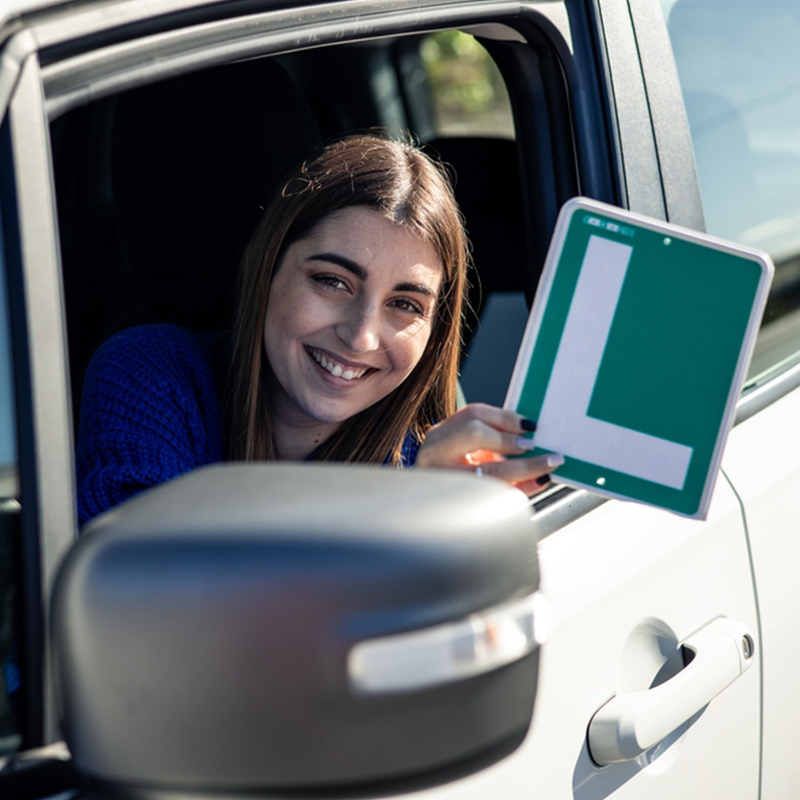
[313, 274, 349, 291]
[391, 298, 425, 316]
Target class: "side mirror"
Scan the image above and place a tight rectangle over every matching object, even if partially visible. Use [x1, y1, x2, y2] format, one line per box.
[52, 464, 542, 791]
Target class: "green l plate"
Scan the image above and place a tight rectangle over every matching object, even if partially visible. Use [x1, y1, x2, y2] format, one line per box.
[505, 198, 773, 518]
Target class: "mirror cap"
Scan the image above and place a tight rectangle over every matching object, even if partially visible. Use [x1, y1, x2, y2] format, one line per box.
[52, 464, 541, 790]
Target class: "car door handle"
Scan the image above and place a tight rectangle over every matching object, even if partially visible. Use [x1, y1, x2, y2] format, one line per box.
[588, 618, 755, 765]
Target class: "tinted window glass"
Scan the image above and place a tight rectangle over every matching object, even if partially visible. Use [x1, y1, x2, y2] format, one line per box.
[0, 190, 21, 755]
[420, 31, 514, 139]
[663, 0, 800, 378]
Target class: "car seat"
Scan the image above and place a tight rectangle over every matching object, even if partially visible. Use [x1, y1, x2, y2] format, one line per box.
[426, 137, 531, 405]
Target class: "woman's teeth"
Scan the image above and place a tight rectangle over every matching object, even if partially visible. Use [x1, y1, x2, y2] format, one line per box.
[310, 349, 367, 381]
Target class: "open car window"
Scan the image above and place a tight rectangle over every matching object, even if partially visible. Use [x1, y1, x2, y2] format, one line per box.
[49, 32, 538, 430]
[6, 0, 599, 754]
[40, 4, 587, 532]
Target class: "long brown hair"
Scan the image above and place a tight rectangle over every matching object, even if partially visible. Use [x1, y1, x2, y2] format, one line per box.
[228, 133, 468, 464]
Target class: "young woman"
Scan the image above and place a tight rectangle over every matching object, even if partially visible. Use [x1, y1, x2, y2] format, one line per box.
[76, 134, 560, 525]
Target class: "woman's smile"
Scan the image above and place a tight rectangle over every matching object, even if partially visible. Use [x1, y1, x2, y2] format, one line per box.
[263, 205, 443, 454]
[306, 346, 375, 383]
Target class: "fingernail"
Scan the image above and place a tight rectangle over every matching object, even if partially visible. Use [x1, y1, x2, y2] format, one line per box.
[515, 436, 537, 451]
[546, 453, 565, 468]
[536, 474, 551, 487]
[520, 418, 537, 432]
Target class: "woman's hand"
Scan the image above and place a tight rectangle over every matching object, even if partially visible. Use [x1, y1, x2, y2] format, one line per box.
[415, 403, 564, 496]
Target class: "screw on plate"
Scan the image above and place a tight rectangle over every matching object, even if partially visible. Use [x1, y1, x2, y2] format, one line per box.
[742, 634, 754, 660]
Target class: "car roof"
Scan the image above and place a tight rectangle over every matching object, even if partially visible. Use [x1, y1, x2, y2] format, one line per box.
[0, 0, 58, 23]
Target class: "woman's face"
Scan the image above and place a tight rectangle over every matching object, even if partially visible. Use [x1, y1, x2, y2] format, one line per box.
[264, 205, 443, 432]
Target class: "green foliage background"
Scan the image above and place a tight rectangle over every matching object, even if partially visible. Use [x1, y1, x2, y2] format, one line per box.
[421, 31, 514, 138]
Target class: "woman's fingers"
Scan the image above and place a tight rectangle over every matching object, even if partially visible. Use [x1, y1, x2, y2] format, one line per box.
[416, 404, 538, 467]
[432, 404, 535, 441]
[514, 476, 553, 497]
[418, 422, 531, 464]
[414, 403, 563, 498]
[479, 452, 564, 485]
[446, 402, 536, 434]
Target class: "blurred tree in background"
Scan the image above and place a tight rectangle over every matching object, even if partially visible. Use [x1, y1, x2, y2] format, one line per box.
[421, 31, 514, 138]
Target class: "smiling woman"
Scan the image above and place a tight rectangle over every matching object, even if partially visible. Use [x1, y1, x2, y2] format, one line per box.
[228, 134, 464, 468]
[263, 207, 442, 461]
[75, 134, 557, 525]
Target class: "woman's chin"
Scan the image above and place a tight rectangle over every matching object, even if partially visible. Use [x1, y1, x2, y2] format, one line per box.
[299, 384, 385, 424]
[300, 401, 366, 426]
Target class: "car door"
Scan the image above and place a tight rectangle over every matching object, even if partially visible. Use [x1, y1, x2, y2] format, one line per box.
[0, 1, 765, 798]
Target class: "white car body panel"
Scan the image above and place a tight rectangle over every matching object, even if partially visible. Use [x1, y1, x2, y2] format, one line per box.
[721, 382, 800, 799]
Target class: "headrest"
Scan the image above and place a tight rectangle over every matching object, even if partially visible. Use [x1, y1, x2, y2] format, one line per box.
[427, 137, 527, 315]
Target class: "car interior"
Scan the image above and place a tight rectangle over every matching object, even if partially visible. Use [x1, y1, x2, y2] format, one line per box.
[48, 30, 574, 425]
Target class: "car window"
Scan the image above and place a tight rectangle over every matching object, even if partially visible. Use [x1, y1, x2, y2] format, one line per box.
[46, 9, 574, 521]
[53, 31, 526, 422]
[0, 185, 22, 757]
[662, 0, 800, 380]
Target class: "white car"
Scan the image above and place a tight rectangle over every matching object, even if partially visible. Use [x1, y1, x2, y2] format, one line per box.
[0, 0, 798, 798]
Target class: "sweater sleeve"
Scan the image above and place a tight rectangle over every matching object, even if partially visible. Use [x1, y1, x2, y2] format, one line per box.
[76, 325, 226, 526]
[399, 430, 421, 467]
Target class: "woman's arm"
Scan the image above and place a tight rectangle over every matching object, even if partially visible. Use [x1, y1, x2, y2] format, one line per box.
[415, 403, 563, 495]
[76, 325, 225, 526]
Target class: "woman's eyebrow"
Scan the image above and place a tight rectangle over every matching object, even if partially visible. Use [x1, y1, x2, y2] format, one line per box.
[308, 253, 367, 281]
[309, 253, 436, 298]
[394, 282, 437, 299]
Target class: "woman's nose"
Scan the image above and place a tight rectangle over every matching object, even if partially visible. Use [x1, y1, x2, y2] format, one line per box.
[336, 303, 381, 354]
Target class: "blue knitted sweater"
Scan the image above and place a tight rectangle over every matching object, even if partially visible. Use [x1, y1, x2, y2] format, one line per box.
[76, 324, 420, 526]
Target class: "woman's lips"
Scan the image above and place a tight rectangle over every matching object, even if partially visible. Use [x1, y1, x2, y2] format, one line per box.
[306, 346, 375, 382]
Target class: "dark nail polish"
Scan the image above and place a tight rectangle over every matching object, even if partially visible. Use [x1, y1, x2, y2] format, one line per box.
[520, 418, 537, 432]
[536, 474, 551, 487]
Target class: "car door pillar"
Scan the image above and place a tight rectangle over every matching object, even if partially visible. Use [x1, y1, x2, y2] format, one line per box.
[6, 50, 75, 745]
